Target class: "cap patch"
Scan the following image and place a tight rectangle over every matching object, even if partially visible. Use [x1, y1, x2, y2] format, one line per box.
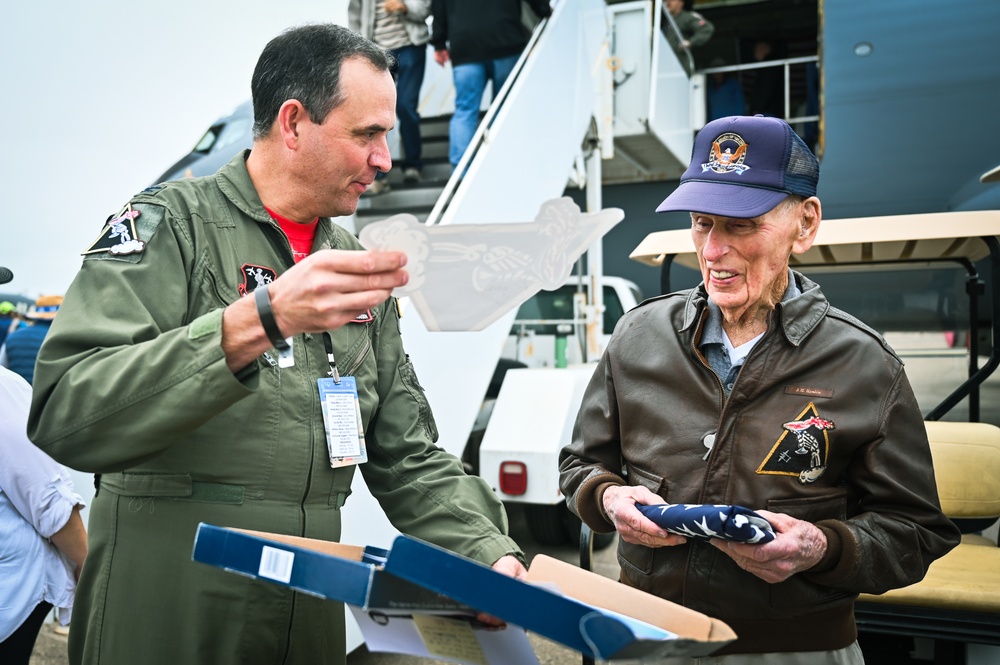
[757, 402, 835, 484]
[238, 264, 277, 296]
[703, 133, 749, 175]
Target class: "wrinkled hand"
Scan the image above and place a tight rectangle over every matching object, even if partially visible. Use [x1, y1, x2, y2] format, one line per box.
[711, 510, 827, 583]
[269, 249, 408, 335]
[602, 485, 687, 548]
[434, 49, 450, 66]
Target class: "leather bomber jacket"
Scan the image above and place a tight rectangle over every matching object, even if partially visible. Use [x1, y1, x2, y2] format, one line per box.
[559, 272, 961, 654]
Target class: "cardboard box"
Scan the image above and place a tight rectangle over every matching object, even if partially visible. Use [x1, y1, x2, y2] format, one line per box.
[384, 534, 736, 661]
[192, 523, 539, 664]
[192, 523, 461, 612]
[192, 523, 734, 662]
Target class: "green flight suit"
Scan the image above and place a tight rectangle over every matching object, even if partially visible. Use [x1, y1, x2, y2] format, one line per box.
[665, 8, 715, 67]
[28, 152, 521, 665]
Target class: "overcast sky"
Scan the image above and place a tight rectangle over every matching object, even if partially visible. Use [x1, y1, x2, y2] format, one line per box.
[0, 0, 350, 298]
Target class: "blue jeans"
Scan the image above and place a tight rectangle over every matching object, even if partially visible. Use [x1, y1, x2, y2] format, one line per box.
[449, 53, 520, 167]
[390, 44, 426, 172]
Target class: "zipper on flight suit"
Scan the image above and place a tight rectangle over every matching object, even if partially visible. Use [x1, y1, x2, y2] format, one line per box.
[342, 332, 372, 377]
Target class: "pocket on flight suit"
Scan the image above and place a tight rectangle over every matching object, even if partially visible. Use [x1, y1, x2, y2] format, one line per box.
[399, 356, 439, 442]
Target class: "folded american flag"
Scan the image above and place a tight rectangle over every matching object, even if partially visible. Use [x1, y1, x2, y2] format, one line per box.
[637, 503, 776, 544]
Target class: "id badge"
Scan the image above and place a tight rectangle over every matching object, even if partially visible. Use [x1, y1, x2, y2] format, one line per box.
[318, 376, 368, 468]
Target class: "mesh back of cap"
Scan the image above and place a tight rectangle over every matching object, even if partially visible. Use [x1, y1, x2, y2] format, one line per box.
[784, 132, 819, 197]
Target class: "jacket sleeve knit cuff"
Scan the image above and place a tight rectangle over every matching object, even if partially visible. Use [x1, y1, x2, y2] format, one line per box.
[574, 474, 623, 533]
[806, 519, 860, 585]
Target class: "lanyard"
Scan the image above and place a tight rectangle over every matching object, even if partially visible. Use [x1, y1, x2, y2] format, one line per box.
[322, 332, 341, 384]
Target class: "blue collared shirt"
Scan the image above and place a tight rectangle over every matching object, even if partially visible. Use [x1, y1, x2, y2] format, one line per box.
[699, 269, 802, 395]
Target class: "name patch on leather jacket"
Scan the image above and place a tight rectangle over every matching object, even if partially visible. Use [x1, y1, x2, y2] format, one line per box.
[757, 402, 835, 484]
[785, 385, 834, 399]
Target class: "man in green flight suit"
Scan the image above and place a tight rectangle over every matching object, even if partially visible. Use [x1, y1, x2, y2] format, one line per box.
[28, 23, 525, 665]
[662, 0, 715, 68]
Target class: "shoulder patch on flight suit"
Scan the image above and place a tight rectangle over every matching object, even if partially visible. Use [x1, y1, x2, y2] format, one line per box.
[82, 202, 165, 263]
[757, 402, 835, 484]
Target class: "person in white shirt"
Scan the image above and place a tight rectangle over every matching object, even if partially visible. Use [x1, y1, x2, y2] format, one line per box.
[0, 353, 87, 662]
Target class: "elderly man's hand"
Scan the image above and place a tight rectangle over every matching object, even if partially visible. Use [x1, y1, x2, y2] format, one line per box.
[602, 485, 687, 548]
[711, 510, 827, 583]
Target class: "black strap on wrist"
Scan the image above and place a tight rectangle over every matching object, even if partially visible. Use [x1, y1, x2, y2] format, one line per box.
[254, 284, 290, 351]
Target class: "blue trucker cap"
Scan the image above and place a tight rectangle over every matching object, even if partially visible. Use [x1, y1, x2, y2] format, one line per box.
[656, 115, 819, 218]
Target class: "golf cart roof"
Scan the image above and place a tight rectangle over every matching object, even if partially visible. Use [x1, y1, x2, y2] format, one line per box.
[630, 210, 1000, 270]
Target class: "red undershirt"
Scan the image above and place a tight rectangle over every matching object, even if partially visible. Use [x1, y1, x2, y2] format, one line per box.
[266, 207, 318, 263]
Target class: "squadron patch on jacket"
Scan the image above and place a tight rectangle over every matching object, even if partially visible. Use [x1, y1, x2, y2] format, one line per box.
[238, 264, 278, 296]
[757, 402, 835, 484]
[351, 310, 373, 323]
[83, 204, 147, 256]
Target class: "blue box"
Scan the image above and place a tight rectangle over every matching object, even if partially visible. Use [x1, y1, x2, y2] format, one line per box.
[192, 523, 735, 661]
[191, 523, 470, 613]
[384, 534, 735, 660]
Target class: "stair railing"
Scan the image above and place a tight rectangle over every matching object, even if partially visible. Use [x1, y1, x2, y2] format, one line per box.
[656, 1, 695, 74]
[423, 3, 554, 227]
[699, 56, 820, 126]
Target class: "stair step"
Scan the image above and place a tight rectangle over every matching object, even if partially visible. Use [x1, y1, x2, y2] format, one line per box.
[416, 139, 448, 161]
[381, 161, 453, 185]
[418, 116, 451, 140]
[357, 183, 443, 213]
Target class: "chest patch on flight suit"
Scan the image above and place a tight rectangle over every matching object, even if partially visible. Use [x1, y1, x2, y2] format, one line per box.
[237, 264, 278, 296]
[757, 402, 835, 484]
[351, 310, 373, 323]
[83, 204, 147, 256]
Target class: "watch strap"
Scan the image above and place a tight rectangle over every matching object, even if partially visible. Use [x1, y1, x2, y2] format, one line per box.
[254, 284, 290, 351]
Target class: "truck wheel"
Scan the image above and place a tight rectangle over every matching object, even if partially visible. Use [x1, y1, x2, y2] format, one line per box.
[525, 504, 571, 546]
[564, 510, 616, 551]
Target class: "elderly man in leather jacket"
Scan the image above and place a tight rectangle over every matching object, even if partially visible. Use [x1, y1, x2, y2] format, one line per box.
[559, 115, 960, 663]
